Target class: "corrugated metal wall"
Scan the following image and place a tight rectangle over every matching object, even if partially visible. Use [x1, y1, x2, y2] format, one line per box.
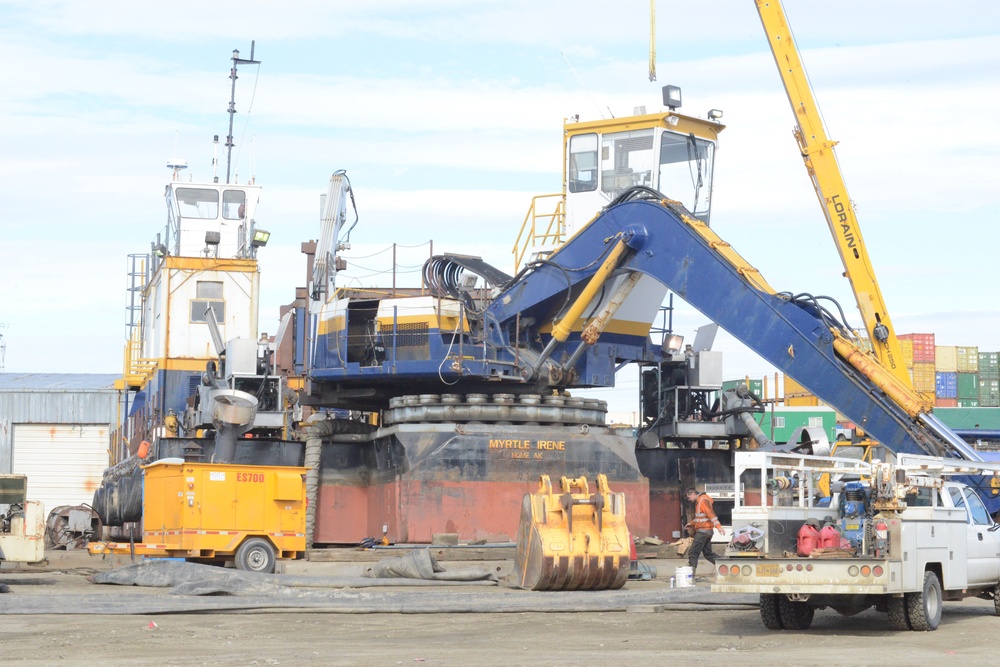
[0, 385, 117, 473]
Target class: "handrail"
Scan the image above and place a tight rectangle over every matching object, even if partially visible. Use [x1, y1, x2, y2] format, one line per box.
[512, 193, 565, 273]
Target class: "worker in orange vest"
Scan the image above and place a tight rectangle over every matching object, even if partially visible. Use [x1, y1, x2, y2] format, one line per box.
[684, 486, 725, 574]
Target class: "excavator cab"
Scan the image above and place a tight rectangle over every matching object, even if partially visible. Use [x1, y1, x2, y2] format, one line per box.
[563, 87, 725, 239]
[515, 86, 725, 271]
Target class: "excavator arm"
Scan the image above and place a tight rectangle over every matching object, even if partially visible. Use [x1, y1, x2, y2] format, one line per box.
[754, 0, 911, 387]
[485, 189, 975, 461]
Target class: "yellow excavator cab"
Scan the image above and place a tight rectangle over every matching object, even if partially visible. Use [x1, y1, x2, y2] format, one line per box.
[511, 474, 631, 590]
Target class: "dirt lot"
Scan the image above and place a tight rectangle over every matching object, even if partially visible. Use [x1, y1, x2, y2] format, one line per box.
[0, 551, 995, 666]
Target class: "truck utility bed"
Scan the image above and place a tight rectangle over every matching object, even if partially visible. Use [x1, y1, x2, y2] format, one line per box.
[711, 451, 1000, 630]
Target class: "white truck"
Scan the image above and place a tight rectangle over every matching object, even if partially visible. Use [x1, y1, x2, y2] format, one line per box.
[712, 451, 1000, 631]
[0, 474, 46, 563]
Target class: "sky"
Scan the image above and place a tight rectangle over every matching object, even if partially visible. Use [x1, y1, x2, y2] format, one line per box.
[1, 1, 999, 414]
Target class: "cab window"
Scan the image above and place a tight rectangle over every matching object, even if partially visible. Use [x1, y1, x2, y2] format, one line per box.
[223, 190, 246, 220]
[568, 133, 598, 193]
[962, 488, 992, 525]
[176, 188, 220, 219]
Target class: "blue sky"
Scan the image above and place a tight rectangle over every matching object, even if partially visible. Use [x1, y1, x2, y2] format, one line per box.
[1, 1, 999, 413]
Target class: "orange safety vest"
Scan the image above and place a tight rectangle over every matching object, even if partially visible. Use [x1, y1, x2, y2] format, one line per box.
[692, 493, 721, 532]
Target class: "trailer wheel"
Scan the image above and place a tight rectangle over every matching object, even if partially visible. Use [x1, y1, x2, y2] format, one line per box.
[759, 594, 785, 630]
[778, 596, 814, 630]
[235, 538, 277, 573]
[886, 596, 911, 630]
[905, 571, 942, 631]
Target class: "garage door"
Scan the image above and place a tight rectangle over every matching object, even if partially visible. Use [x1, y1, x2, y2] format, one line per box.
[12, 424, 109, 514]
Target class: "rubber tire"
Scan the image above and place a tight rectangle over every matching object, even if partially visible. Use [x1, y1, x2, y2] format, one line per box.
[993, 584, 1000, 616]
[905, 571, 942, 631]
[759, 593, 785, 630]
[778, 596, 815, 630]
[887, 595, 911, 630]
[235, 538, 277, 573]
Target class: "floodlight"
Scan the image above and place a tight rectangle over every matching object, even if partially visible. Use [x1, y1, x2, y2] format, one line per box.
[251, 229, 270, 248]
[205, 231, 221, 246]
[662, 85, 682, 110]
[708, 109, 724, 120]
[152, 243, 168, 258]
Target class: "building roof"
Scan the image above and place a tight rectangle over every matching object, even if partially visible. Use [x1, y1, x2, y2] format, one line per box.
[0, 373, 119, 391]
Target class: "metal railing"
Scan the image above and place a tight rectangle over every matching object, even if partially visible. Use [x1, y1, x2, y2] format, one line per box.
[511, 193, 565, 273]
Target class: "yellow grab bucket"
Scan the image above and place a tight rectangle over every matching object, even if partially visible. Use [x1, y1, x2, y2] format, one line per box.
[511, 474, 630, 591]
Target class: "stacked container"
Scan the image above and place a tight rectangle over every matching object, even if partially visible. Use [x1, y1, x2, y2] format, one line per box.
[980, 378, 1000, 408]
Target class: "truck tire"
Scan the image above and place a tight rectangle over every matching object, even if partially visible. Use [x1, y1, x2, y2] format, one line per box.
[235, 538, 277, 573]
[905, 571, 942, 631]
[886, 595, 911, 630]
[777, 596, 814, 630]
[759, 594, 784, 630]
[993, 584, 1000, 616]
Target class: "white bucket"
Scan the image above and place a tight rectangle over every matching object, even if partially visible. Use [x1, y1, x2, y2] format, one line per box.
[675, 565, 694, 587]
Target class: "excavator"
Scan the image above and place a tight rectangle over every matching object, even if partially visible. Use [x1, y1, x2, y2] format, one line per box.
[278, 3, 992, 591]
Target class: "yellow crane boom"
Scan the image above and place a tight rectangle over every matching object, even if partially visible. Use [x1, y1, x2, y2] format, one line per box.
[755, 0, 911, 389]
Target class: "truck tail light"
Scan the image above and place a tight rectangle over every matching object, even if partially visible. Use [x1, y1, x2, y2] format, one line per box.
[719, 564, 729, 576]
[873, 565, 884, 577]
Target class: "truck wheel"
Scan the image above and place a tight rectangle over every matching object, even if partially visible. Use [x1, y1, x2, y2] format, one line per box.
[993, 584, 1000, 616]
[905, 571, 942, 631]
[759, 594, 785, 630]
[235, 538, 277, 573]
[778, 596, 814, 630]
[886, 596, 911, 630]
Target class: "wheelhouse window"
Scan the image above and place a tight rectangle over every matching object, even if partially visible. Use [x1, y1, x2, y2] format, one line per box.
[659, 133, 715, 222]
[176, 188, 220, 219]
[191, 281, 225, 322]
[223, 190, 246, 220]
[600, 129, 654, 198]
[568, 133, 598, 193]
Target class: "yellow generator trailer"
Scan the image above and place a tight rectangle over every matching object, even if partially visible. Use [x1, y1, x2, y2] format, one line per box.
[90, 459, 306, 573]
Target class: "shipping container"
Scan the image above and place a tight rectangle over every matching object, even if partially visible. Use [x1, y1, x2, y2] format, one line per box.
[936, 372, 958, 399]
[755, 407, 837, 445]
[980, 352, 1000, 380]
[979, 379, 1000, 408]
[722, 379, 763, 397]
[936, 398, 959, 408]
[900, 338, 914, 368]
[957, 372, 979, 400]
[911, 362, 937, 393]
[935, 345, 958, 373]
[957, 346, 979, 373]
[957, 399, 980, 408]
[899, 333, 935, 363]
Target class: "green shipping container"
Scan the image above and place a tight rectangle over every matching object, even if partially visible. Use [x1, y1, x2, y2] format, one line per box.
[980, 352, 1000, 380]
[755, 409, 837, 445]
[957, 372, 979, 400]
[979, 379, 1000, 408]
[957, 399, 980, 408]
[722, 379, 764, 397]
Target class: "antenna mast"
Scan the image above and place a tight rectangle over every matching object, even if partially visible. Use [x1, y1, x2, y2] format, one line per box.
[226, 41, 261, 185]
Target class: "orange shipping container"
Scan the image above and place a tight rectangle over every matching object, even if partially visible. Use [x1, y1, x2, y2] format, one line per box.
[899, 333, 935, 363]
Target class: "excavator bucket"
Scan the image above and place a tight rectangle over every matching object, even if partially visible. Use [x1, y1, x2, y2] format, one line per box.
[511, 474, 630, 591]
